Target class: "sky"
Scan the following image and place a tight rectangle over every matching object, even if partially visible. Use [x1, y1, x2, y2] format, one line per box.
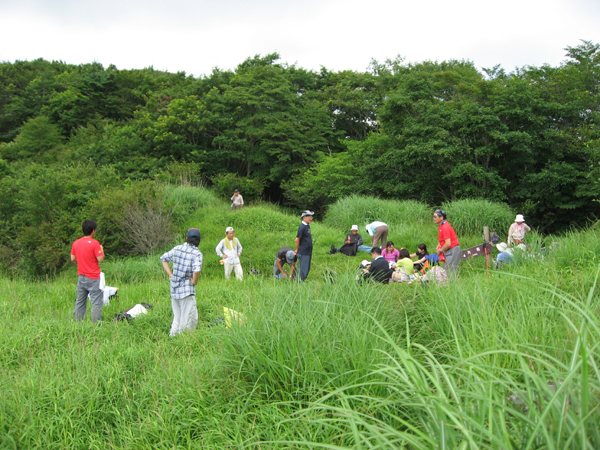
[1, 0, 600, 77]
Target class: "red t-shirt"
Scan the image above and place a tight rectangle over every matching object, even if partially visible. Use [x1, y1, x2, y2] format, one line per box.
[71, 236, 103, 278]
[438, 221, 459, 249]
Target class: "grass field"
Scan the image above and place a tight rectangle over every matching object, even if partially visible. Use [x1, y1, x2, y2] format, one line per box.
[1, 189, 599, 449]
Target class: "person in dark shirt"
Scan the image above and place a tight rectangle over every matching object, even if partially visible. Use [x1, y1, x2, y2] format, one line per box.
[362, 247, 393, 283]
[294, 210, 314, 281]
[274, 246, 297, 279]
[410, 243, 429, 271]
[330, 225, 364, 256]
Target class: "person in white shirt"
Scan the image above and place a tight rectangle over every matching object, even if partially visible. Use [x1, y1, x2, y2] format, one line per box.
[365, 221, 388, 249]
[215, 227, 244, 280]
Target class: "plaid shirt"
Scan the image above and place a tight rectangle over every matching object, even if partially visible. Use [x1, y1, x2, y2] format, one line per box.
[160, 242, 203, 300]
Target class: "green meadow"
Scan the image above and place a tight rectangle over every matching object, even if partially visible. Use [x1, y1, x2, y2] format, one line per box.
[1, 187, 599, 449]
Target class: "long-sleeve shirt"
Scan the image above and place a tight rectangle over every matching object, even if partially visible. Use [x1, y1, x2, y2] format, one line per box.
[508, 223, 531, 243]
[215, 237, 242, 264]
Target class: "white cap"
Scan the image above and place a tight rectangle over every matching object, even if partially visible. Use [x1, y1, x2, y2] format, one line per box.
[225, 227, 234, 233]
[351, 225, 359, 231]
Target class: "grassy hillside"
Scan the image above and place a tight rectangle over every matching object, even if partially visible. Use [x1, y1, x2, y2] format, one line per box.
[1, 189, 599, 449]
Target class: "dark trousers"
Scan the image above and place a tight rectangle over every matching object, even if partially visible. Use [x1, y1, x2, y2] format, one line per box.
[297, 254, 312, 281]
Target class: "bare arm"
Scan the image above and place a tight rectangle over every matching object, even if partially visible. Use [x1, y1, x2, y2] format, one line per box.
[294, 237, 300, 255]
[276, 258, 287, 278]
[289, 262, 296, 279]
[438, 238, 452, 254]
[191, 271, 200, 285]
[71, 255, 76, 263]
[162, 261, 173, 278]
[96, 244, 105, 263]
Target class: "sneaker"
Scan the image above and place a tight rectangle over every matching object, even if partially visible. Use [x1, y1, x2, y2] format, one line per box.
[330, 244, 337, 254]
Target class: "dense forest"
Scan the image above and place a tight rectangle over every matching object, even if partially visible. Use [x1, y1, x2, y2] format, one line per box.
[1, 41, 599, 276]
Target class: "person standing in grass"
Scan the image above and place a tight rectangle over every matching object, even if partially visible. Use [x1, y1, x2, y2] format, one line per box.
[71, 219, 105, 323]
[295, 210, 314, 281]
[230, 189, 244, 210]
[215, 226, 243, 281]
[160, 228, 203, 336]
[365, 221, 388, 250]
[507, 214, 531, 246]
[433, 209, 461, 277]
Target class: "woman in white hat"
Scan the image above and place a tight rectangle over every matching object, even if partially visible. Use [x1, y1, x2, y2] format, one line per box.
[507, 214, 531, 246]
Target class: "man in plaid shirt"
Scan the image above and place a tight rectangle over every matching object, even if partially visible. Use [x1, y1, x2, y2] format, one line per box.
[160, 228, 203, 336]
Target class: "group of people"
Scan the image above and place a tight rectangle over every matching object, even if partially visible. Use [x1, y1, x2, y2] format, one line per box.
[70, 203, 531, 336]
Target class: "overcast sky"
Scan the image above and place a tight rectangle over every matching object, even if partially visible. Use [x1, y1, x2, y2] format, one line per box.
[1, 0, 600, 77]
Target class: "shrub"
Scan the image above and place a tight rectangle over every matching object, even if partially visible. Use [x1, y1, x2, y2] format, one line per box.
[85, 180, 171, 256]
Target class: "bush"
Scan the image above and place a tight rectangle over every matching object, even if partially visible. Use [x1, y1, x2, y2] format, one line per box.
[85, 180, 173, 256]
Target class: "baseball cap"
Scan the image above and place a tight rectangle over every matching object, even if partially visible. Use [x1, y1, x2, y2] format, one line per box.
[351, 225, 359, 231]
[301, 210, 315, 218]
[225, 226, 234, 232]
[186, 228, 201, 239]
[285, 250, 296, 264]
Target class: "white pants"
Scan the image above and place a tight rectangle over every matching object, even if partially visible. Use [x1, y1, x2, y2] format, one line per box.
[170, 295, 198, 336]
[224, 263, 243, 281]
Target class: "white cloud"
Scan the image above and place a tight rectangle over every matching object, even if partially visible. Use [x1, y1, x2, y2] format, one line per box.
[1, 0, 599, 76]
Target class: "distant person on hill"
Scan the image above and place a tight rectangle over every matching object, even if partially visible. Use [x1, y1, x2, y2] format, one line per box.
[365, 221, 388, 250]
[433, 209, 461, 277]
[160, 228, 203, 336]
[508, 214, 531, 246]
[230, 189, 244, 210]
[295, 210, 314, 281]
[274, 247, 297, 279]
[381, 241, 400, 264]
[329, 225, 364, 256]
[410, 244, 429, 271]
[215, 227, 244, 281]
[361, 247, 393, 283]
[71, 219, 105, 323]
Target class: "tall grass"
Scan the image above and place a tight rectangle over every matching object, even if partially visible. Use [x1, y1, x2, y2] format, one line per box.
[443, 198, 514, 238]
[263, 270, 600, 449]
[2, 192, 600, 448]
[324, 195, 431, 230]
[162, 184, 220, 223]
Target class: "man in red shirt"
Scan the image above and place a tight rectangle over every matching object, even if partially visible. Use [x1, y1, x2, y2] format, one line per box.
[71, 220, 105, 322]
[433, 209, 461, 277]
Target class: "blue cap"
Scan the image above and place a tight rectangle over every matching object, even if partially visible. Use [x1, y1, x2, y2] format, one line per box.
[186, 228, 201, 239]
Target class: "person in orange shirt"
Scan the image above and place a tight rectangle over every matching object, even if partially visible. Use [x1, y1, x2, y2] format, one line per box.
[71, 219, 105, 323]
